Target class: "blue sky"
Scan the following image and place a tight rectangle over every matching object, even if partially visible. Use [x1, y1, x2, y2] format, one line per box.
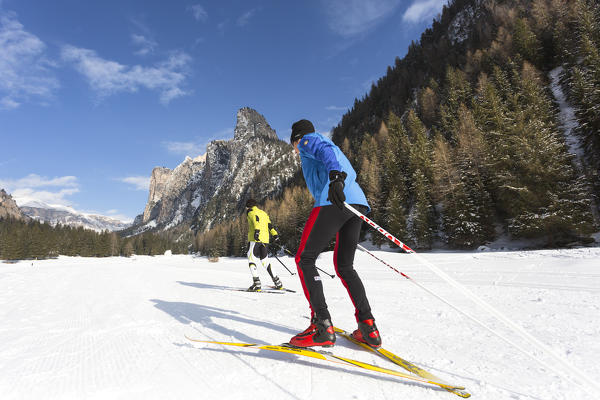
[0, 0, 447, 222]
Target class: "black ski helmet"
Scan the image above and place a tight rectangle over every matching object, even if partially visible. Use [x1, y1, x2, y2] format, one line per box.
[245, 198, 257, 209]
[290, 119, 315, 143]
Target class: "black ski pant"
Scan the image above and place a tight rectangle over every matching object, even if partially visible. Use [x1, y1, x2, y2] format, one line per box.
[295, 204, 374, 322]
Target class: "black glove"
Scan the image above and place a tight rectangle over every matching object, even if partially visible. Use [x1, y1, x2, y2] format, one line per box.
[254, 230, 260, 241]
[272, 235, 280, 244]
[327, 170, 347, 210]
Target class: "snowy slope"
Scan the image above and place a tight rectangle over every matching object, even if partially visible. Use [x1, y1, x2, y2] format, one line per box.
[0, 248, 599, 399]
[18, 200, 131, 232]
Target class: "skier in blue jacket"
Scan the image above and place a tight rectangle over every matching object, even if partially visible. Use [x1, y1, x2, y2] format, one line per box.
[288, 119, 381, 348]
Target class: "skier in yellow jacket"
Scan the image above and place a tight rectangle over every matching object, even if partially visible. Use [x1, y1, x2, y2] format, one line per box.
[245, 198, 283, 291]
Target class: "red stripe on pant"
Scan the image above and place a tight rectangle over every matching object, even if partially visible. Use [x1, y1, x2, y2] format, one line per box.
[295, 207, 321, 317]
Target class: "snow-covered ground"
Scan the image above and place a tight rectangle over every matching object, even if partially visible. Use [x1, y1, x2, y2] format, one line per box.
[1, 248, 599, 399]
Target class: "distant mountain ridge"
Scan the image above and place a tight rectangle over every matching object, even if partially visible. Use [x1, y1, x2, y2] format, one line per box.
[130, 107, 300, 234]
[19, 201, 131, 232]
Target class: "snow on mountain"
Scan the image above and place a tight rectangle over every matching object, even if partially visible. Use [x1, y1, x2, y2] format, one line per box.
[19, 200, 132, 232]
[0, 247, 598, 398]
[549, 67, 586, 168]
[446, 0, 483, 45]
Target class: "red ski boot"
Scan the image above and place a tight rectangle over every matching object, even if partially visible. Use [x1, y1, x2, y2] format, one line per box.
[351, 319, 381, 348]
[289, 318, 336, 348]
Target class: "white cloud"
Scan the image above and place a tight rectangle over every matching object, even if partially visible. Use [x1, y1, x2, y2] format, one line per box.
[131, 33, 157, 56]
[163, 128, 233, 157]
[1, 96, 19, 109]
[321, 0, 403, 37]
[189, 4, 208, 22]
[402, 0, 447, 23]
[0, 174, 79, 207]
[0, 12, 59, 110]
[325, 105, 347, 111]
[11, 187, 79, 207]
[237, 9, 256, 27]
[118, 176, 150, 191]
[0, 174, 78, 189]
[61, 45, 192, 105]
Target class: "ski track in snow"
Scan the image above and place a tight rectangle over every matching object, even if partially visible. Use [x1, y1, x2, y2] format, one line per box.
[0, 248, 599, 399]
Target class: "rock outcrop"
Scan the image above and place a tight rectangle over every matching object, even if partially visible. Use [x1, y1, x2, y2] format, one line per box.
[0, 189, 29, 221]
[135, 108, 300, 232]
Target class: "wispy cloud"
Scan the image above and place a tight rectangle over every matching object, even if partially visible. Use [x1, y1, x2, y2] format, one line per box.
[0, 174, 79, 206]
[189, 4, 208, 22]
[131, 33, 157, 56]
[0, 174, 78, 189]
[118, 176, 150, 191]
[325, 105, 347, 111]
[164, 141, 205, 156]
[321, 0, 403, 37]
[237, 9, 257, 27]
[163, 128, 233, 157]
[402, 0, 447, 23]
[0, 12, 59, 110]
[61, 45, 192, 105]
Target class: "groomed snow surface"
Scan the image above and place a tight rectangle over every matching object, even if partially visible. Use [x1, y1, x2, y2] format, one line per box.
[1, 248, 599, 399]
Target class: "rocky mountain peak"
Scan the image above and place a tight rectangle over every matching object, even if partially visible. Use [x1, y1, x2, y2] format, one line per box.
[130, 107, 300, 234]
[0, 189, 29, 221]
[233, 107, 278, 141]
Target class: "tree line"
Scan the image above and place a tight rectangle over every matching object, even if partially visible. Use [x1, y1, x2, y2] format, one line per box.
[0, 218, 187, 260]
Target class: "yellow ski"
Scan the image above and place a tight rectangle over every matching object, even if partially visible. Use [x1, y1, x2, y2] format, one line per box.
[333, 327, 470, 398]
[185, 336, 467, 394]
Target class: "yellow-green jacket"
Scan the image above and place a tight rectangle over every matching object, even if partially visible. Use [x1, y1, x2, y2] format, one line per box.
[247, 206, 278, 243]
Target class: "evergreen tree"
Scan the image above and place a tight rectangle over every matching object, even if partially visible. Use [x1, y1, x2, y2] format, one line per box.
[513, 17, 542, 65]
[409, 169, 434, 249]
[382, 112, 411, 245]
[406, 110, 434, 183]
[506, 62, 595, 241]
[439, 67, 472, 141]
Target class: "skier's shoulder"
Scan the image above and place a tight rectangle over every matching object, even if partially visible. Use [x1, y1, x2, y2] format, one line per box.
[298, 132, 336, 151]
[253, 207, 270, 220]
[298, 132, 325, 146]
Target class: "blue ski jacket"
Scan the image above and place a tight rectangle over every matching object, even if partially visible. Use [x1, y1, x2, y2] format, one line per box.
[297, 132, 370, 211]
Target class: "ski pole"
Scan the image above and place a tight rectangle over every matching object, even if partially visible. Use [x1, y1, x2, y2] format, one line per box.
[345, 202, 600, 395]
[271, 243, 335, 279]
[257, 241, 296, 276]
[271, 253, 296, 276]
[315, 265, 335, 279]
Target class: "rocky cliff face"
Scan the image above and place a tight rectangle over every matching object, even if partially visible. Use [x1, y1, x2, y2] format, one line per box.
[143, 167, 172, 222]
[0, 189, 29, 221]
[134, 108, 300, 233]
